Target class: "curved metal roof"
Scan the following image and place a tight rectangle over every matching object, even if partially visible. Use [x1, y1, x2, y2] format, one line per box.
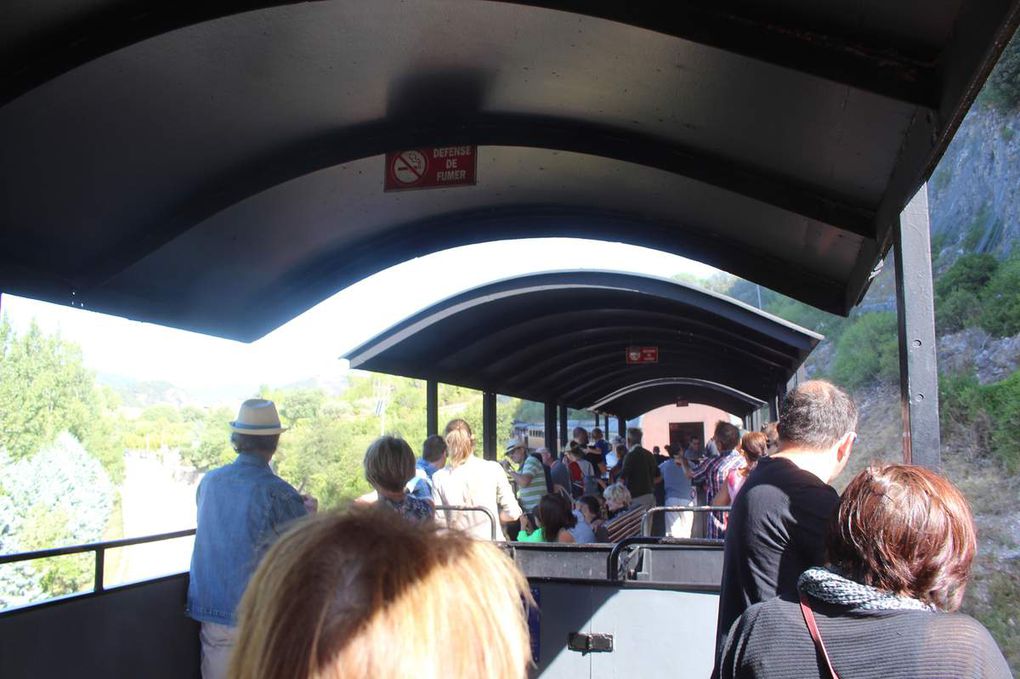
[343, 271, 820, 409]
[1, 2, 1017, 341]
[588, 379, 768, 421]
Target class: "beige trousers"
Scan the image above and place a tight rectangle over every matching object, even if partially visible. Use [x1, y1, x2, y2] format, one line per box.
[200, 621, 237, 679]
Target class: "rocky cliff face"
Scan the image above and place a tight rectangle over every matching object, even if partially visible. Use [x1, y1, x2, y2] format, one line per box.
[929, 106, 1020, 265]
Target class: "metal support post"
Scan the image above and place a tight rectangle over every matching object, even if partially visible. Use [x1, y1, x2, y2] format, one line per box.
[544, 402, 558, 453]
[617, 416, 626, 438]
[894, 186, 941, 469]
[558, 405, 569, 448]
[482, 391, 498, 461]
[426, 380, 438, 437]
[768, 396, 779, 422]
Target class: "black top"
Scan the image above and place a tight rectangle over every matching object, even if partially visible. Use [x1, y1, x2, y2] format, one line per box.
[584, 451, 606, 473]
[720, 594, 1012, 678]
[716, 457, 839, 655]
[621, 446, 659, 497]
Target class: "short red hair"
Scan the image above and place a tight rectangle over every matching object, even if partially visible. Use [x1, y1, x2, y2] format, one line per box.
[826, 464, 977, 611]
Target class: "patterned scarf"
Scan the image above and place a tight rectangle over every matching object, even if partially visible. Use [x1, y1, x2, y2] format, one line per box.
[798, 567, 935, 612]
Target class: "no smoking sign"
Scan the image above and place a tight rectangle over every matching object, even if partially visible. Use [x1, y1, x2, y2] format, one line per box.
[384, 146, 477, 191]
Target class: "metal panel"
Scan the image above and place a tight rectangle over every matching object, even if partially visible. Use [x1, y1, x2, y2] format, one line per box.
[0, 575, 199, 679]
[894, 187, 941, 468]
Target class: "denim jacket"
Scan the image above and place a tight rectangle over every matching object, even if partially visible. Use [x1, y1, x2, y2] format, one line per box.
[186, 453, 307, 625]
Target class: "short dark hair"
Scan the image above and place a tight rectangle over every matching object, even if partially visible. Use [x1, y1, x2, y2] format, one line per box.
[777, 380, 858, 449]
[231, 432, 280, 455]
[421, 435, 447, 463]
[827, 465, 976, 611]
[363, 436, 415, 493]
[713, 421, 740, 452]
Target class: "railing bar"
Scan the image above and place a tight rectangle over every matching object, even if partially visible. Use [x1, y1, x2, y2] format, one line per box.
[94, 548, 105, 593]
[0, 528, 196, 566]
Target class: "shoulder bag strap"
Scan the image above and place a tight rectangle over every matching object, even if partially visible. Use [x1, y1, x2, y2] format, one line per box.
[799, 593, 841, 679]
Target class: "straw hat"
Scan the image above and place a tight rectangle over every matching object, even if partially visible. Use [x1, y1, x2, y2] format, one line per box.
[230, 399, 287, 435]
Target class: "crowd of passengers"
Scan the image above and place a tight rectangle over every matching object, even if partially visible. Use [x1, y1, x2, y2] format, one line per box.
[187, 382, 1011, 679]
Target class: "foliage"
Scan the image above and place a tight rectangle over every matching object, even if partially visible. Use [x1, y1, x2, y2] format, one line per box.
[180, 407, 235, 471]
[977, 30, 1020, 113]
[934, 253, 999, 333]
[979, 254, 1020, 337]
[0, 317, 125, 483]
[0, 434, 114, 607]
[939, 370, 1020, 472]
[831, 312, 899, 389]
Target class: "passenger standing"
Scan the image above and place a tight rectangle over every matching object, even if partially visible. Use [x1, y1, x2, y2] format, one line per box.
[432, 419, 522, 541]
[711, 431, 767, 509]
[714, 380, 857, 666]
[541, 446, 571, 497]
[565, 442, 598, 498]
[660, 448, 695, 538]
[187, 399, 316, 679]
[590, 427, 611, 458]
[697, 422, 743, 540]
[364, 436, 434, 522]
[406, 434, 447, 501]
[619, 427, 660, 508]
[505, 439, 545, 526]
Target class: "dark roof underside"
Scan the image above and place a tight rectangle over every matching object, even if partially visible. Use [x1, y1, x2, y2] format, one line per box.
[344, 271, 819, 413]
[1, 1, 1017, 341]
[589, 379, 767, 421]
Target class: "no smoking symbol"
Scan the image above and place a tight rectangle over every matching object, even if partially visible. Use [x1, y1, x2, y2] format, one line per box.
[391, 150, 427, 185]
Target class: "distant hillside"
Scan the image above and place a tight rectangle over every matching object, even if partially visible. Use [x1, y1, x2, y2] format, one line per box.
[97, 373, 255, 408]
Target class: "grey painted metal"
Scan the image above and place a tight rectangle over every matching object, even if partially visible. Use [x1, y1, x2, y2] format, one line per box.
[434, 504, 499, 541]
[0, 574, 200, 679]
[483, 391, 498, 461]
[544, 402, 558, 453]
[426, 380, 438, 437]
[344, 271, 820, 410]
[2, 2, 1017, 343]
[894, 187, 942, 469]
[639, 506, 731, 538]
[559, 405, 569, 448]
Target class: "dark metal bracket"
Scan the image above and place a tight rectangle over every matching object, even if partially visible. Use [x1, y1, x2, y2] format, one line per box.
[568, 632, 614, 654]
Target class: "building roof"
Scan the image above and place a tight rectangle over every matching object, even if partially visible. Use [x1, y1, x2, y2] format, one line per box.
[344, 271, 820, 410]
[1, 2, 1017, 341]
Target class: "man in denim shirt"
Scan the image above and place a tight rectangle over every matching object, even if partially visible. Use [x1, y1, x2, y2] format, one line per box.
[187, 399, 315, 679]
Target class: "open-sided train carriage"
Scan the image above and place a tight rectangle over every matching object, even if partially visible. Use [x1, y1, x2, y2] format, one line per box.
[2, 1, 1018, 676]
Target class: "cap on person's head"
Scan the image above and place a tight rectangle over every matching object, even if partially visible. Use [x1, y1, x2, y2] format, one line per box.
[505, 438, 525, 455]
[230, 399, 287, 435]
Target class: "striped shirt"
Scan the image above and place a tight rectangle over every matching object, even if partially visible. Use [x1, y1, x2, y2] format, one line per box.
[517, 455, 546, 512]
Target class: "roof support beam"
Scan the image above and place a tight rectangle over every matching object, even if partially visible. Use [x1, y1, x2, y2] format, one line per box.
[483, 391, 498, 461]
[894, 187, 940, 469]
[544, 403, 558, 455]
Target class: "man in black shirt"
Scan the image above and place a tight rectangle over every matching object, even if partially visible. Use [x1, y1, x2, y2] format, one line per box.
[714, 380, 858, 668]
[620, 427, 660, 507]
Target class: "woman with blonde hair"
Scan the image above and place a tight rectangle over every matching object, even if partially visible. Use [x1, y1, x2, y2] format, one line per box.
[230, 508, 533, 679]
[719, 465, 1010, 678]
[431, 418, 523, 540]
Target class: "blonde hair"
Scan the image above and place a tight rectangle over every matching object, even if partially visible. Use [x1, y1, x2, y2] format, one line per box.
[230, 507, 533, 679]
[444, 418, 474, 467]
[603, 482, 632, 508]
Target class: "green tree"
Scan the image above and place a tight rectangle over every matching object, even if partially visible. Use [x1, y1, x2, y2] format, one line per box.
[181, 407, 235, 471]
[0, 320, 98, 461]
[831, 312, 899, 389]
[980, 255, 1020, 337]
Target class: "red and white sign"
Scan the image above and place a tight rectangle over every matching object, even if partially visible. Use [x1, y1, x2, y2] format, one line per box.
[625, 346, 659, 364]
[384, 146, 477, 191]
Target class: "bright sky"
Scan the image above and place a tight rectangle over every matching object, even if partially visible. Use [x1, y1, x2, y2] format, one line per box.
[1, 238, 721, 394]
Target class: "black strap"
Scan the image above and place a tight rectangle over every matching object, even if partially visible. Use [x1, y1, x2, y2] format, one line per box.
[799, 593, 841, 679]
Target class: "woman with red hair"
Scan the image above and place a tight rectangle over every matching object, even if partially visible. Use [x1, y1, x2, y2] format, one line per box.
[719, 464, 1010, 678]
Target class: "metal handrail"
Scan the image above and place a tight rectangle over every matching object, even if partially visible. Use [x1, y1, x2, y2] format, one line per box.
[606, 536, 723, 580]
[640, 505, 731, 537]
[0, 528, 197, 594]
[434, 504, 500, 541]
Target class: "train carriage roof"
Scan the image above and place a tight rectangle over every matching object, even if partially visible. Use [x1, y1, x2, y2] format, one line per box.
[1, 1, 1018, 342]
[343, 271, 820, 411]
